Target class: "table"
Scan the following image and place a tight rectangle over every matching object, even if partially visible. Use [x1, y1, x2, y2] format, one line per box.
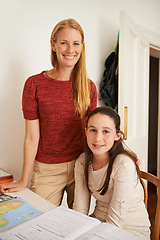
[8, 187, 56, 213]
[0, 188, 143, 239]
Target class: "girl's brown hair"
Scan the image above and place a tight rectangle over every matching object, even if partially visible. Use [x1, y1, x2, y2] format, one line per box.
[85, 106, 140, 195]
[50, 18, 90, 118]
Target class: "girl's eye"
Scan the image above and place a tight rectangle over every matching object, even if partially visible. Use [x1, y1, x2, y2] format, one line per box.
[104, 130, 109, 134]
[90, 129, 96, 133]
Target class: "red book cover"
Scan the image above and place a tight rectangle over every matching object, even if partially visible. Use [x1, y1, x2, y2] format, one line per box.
[0, 169, 14, 184]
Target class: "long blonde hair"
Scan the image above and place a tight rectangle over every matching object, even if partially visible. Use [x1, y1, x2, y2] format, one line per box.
[50, 18, 90, 118]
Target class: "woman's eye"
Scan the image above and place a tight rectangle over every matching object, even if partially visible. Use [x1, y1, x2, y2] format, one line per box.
[61, 42, 67, 45]
[74, 42, 80, 46]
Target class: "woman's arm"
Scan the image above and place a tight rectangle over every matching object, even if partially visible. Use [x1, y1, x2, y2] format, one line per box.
[73, 154, 91, 215]
[86, 81, 97, 116]
[0, 119, 40, 193]
[106, 157, 136, 228]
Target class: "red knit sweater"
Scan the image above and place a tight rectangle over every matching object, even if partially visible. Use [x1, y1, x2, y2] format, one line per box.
[22, 71, 97, 164]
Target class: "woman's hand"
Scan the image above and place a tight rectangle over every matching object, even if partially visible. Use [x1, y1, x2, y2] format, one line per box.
[0, 180, 27, 193]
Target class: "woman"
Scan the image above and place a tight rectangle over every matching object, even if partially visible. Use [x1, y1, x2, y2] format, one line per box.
[0, 18, 97, 208]
[73, 106, 150, 239]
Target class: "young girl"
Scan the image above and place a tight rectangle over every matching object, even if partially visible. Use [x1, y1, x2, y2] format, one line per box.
[73, 106, 150, 239]
[0, 19, 97, 208]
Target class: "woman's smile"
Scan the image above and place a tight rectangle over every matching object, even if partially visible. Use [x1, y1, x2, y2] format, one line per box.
[52, 27, 83, 69]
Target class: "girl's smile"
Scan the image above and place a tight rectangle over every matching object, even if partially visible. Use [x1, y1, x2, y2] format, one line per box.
[92, 143, 106, 149]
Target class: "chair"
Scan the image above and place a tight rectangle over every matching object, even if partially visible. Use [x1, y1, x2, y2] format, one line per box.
[140, 171, 160, 240]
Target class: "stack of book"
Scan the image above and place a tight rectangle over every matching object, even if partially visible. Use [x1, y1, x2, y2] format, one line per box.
[0, 168, 14, 184]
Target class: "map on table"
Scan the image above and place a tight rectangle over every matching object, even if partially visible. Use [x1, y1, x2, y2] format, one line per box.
[0, 193, 17, 202]
[0, 197, 42, 232]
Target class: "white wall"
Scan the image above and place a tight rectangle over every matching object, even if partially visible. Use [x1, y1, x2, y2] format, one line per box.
[0, 0, 160, 183]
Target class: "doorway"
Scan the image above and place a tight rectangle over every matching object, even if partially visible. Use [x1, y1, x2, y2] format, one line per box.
[148, 47, 160, 177]
[147, 48, 160, 227]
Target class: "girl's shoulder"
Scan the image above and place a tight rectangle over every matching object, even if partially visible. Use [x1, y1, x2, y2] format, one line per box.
[74, 153, 86, 173]
[76, 152, 86, 165]
[113, 154, 136, 171]
[112, 154, 139, 183]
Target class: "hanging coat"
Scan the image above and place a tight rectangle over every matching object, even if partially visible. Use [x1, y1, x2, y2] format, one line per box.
[100, 48, 118, 109]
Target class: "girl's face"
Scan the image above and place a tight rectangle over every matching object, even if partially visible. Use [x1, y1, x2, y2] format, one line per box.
[85, 113, 120, 158]
[51, 27, 83, 70]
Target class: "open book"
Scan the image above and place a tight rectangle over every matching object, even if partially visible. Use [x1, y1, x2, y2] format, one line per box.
[0, 205, 142, 240]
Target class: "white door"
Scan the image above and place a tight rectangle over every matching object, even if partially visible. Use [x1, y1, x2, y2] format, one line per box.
[118, 11, 149, 171]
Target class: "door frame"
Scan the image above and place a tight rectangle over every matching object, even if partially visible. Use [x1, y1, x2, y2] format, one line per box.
[119, 11, 150, 172]
[141, 26, 160, 178]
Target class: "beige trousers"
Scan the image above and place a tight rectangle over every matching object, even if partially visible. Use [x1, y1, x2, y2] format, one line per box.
[30, 159, 75, 208]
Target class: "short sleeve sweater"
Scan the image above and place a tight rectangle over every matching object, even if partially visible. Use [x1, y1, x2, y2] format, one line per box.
[22, 71, 97, 164]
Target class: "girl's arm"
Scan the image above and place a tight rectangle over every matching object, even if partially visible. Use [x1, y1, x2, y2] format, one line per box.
[106, 157, 137, 228]
[0, 119, 40, 193]
[73, 154, 91, 215]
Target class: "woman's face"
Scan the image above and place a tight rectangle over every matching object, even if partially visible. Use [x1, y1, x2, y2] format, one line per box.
[85, 113, 120, 158]
[51, 27, 83, 70]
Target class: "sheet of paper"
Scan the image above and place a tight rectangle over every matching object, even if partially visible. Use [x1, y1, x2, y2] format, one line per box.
[0, 169, 11, 177]
[76, 222, 143, 240]
[0, 206, 100, 240]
